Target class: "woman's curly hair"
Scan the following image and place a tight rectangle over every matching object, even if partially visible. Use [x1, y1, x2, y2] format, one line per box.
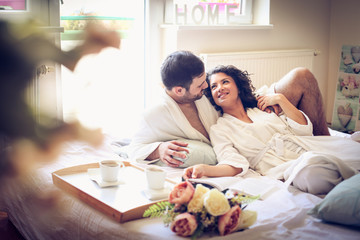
[204, 65, 258, 114]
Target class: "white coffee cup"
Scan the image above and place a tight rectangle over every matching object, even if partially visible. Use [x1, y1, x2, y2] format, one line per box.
[145, 166, 167, 190]
[100, 160, 124, 182]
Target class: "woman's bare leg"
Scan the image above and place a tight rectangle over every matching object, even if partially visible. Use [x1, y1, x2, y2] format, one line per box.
[274, 67, 330, 136]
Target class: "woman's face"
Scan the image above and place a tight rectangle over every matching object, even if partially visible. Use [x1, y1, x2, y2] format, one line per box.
[209, 72, 239, 108]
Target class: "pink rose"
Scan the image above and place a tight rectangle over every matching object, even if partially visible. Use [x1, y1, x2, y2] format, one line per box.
[170, 212, 198, 237]
[218, 205, 242, 236]
[169, 181, 195, 205]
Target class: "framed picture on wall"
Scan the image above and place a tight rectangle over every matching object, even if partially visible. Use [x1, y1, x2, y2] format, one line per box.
[331, 45, 360, 133]
[0, 0, 26, 11]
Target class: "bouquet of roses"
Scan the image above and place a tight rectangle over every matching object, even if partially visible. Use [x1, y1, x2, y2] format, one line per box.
[143, 181, 258, 239]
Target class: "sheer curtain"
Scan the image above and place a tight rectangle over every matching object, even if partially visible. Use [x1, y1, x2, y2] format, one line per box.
[60, 0, 145, 139]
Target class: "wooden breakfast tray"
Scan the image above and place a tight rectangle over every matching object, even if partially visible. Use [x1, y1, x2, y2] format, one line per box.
[52, 161, 176, 223]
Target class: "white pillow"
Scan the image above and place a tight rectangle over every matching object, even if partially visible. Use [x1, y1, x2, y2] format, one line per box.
[155, 138, 217, 168]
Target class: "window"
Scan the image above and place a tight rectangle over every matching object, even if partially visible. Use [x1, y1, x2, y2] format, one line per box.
[60, 0, 144, 139]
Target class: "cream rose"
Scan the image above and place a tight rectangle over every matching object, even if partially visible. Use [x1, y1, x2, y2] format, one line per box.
[169, 181, 195, 205]
[218, 205, 242, 236]
[170, 212, 198, 237]
[187, 184, 210, 213]
[237, 210, 257, 230]
[203, 189, 230, 216]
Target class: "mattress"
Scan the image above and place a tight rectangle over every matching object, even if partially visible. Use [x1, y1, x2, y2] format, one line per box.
[0, 134, 359, 240]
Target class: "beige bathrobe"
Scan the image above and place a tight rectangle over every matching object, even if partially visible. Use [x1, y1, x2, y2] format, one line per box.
[210, 108, 360, 185]
[126, 92, 219, 163]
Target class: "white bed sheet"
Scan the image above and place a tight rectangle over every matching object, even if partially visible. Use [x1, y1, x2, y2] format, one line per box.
[0, 135, 359, 240]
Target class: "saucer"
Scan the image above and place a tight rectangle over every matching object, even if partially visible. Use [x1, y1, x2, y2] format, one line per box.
[88, 168, 125, 188]
[142, 186, 171, 201]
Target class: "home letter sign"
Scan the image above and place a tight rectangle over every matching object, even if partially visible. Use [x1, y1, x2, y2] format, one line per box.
[172, 0, 245, 26]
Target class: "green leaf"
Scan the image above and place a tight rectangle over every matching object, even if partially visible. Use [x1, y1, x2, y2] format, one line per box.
[231, 194, 260, 207]
[143, 201, 173, 218]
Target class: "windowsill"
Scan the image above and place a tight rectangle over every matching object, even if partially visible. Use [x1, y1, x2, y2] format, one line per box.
[39, 26, 64, 33]
[160, 24, 274, 30]
[61, 30, 129, 41]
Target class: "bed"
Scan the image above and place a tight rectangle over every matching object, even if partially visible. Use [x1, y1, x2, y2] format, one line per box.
[0, 131, 359, 240]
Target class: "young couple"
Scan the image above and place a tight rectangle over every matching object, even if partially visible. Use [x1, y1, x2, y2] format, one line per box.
[127, 50, 360, 195]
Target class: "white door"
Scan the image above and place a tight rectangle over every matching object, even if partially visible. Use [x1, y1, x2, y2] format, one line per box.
[0, 0, 63, 122]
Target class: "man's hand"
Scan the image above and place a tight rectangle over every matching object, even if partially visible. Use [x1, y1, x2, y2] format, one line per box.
[158, 140, 189, 167]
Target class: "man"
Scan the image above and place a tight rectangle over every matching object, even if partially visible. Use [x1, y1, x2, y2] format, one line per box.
[127, 51, 218, 168]
[127, 50, 330, 167]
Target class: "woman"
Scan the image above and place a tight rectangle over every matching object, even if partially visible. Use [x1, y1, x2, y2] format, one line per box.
[183, 65, 360, 195]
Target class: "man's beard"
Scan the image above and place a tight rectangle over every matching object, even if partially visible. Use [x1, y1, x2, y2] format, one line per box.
[181, 90, 204, 103]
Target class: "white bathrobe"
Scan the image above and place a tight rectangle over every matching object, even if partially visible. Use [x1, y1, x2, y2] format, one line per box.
[126, 92, 219, 162]
[210, 108, 360, 184]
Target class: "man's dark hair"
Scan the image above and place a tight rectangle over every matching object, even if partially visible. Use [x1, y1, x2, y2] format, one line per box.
[161, 51, 205, 90]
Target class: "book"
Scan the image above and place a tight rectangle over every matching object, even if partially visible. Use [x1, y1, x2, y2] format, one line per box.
[188, 176, 279, 200]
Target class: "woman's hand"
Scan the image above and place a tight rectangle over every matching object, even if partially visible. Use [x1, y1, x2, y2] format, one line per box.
[183, 164, 207, 180]
[183, 164, 243, 180]
[257, 94, 282, 112]
[258, 93, 307, 125]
